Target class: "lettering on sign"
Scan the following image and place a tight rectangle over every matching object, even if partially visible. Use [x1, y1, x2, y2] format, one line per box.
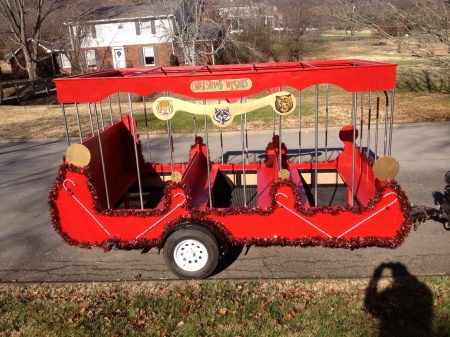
[190, 78, 252, 93]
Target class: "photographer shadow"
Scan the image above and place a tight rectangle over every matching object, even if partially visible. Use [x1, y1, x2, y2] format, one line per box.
[364, 263, 433, 337]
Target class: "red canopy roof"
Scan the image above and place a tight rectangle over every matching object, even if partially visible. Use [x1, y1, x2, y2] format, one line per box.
[54, 59, 397, 103]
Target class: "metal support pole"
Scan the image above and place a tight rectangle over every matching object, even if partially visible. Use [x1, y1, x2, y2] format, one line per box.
[165, 91, 175, 170]
[204, 116, 213, 207]
[351, 93, 357, 206]
[167, 120, 174, 172]
[128, 94, 144, 210]
[314, 85, 319, 206]
[192, 99, 197, 138]
[142, 97, 152, 162]
[360, 92, 364, 155]
[74, 103, 83, 142]
[117, 93, 122, 119]
[108, 96, 114, 124]
[375, 92, 380, 159]
[193, 116, 197, 138]
[272, 101, 276, 136]
[279, 114, 282, 170]
[383, 91, 389, 157]
[277, 87, 282, 169]
[220, 128, 224, 163]
[367, 92, 372, 158]
[61, 104, 70, 145]
[217, 99, 224, 163]
[359, 91, 364, 154]
[325, 84, 329, 160]
[389, 89, 395, 156]
[245, 98, 249, 163]
[94, 104, 110, 209]
[99, 102, 105, 130]
[298, 90, 302, 163]
[241, 113, 247, 207]
[88, 103, 95, 136]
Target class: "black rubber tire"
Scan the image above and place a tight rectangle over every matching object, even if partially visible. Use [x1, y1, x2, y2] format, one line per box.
[163, 227, 219, 279]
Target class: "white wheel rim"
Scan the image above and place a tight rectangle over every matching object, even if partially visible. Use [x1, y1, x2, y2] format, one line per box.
[173, 239, 209, 272]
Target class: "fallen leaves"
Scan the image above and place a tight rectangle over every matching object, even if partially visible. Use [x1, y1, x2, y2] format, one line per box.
[218, 307, 228, 316]
[0, 277, 448, 336]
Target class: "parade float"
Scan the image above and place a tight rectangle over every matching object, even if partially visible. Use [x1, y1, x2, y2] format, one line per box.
[49, 60, 415, 279]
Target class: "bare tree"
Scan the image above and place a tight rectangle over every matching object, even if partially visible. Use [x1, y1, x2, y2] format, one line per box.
[326, 0, 449, 61]
[42, 0, 100, 75]
[0, 0, 66, 79]
[370, 0, 450, 56]
[216, 0, 282, 63]
[278, 0, 326, 60]
[62, 20, 91, 74]
[158, 0, 209, 65]
[327, 0, 369, 40]
[158, 0, 256, 65]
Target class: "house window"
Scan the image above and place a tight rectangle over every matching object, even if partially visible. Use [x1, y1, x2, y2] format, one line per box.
[265, 16, 274, 29]
[59, 53, 71, 68]
[85, 50, 97, 68]
[142, 47, 155, 66]
[228, 19, 240, 32]
[138, 20, 156, 35]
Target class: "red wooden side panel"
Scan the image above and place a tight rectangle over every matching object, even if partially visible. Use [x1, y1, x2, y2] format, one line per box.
[288, 165, 310, 207]
[257, 163, 279, 208]
[336, 126, 376, 206]
[190, 165, 219, 209]
[80, 122, 125, 208]
[53, 170, 190, 244]
[207, 185, 406, 242]
[77, 116, 141, 208]
[181, 148, 217, 209]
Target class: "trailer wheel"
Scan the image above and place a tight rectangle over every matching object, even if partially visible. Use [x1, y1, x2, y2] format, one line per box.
[163, 227, 219, 279]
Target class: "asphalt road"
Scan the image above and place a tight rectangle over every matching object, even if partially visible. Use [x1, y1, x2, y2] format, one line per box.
[0, 121, 449, 282]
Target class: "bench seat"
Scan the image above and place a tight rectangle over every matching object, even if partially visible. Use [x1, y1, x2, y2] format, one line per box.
[157, 137, 219, 210]
[80, 116, 142, 209]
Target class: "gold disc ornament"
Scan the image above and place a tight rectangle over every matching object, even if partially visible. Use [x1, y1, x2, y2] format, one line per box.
[373, 156, 400, 181]
[171, 171, 182, 182]
[278, 169, 290, 180]
[65, 144, 91, 167]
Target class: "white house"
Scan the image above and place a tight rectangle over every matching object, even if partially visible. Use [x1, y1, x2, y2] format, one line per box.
[67, 3, 176, 71]
[218, 0, 282, 33]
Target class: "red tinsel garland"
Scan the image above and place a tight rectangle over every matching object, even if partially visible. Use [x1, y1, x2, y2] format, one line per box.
[49, 153, 412, 251]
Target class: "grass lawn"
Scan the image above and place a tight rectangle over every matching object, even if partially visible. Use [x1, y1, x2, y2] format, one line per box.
[0, 30, 448, 140]
[0, 88, 448, 140]
[1, 277, 449, 336]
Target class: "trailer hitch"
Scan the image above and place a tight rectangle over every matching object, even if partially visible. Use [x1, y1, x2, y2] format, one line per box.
[410, 204, 444, 231]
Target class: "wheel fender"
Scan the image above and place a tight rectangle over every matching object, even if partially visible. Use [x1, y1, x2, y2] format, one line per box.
[158, 223, 229, 254]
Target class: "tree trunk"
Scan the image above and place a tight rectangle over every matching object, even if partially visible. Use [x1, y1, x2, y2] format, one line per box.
[396, 21, 402, 54]
[23, 48, 38, 80]
[27, 59, 38, 80]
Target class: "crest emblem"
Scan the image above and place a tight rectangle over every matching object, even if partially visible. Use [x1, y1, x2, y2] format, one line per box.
[274, 94, 294, 114]
[213, 107, 231, 125]
[156, 100, 173, 117]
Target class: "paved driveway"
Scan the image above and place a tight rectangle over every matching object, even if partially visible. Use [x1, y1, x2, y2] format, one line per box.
[0, 122, 449, 282]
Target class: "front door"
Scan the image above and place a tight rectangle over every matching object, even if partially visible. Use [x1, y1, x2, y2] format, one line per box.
[112, 47, 126, 68]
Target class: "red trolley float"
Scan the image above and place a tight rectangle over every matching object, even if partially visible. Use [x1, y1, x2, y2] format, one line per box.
[50, 60, 412, 279]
